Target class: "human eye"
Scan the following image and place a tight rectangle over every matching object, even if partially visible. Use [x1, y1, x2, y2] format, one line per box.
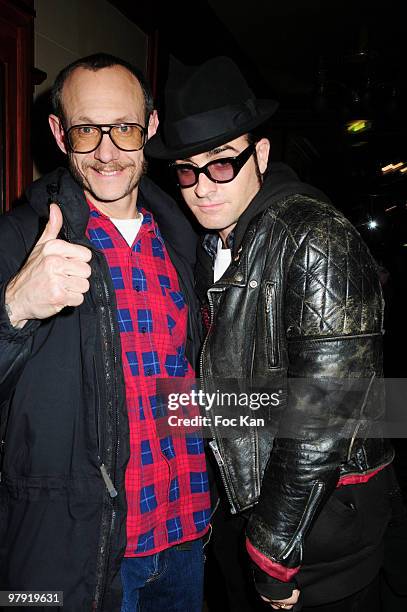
[174, 165, 196, 186]
[75, 126, 98, 136]
[211, 158, 231, 168]
[177, 166, 194, 174]
[207, 158, 234, 180]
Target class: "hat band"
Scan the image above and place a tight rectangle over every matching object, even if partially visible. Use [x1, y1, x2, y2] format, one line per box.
[165, 99, 259, 148]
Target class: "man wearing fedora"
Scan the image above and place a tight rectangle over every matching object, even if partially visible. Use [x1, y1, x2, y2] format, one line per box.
[146, 57, 394, 611]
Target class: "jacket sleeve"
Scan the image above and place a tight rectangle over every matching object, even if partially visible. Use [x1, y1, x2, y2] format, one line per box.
[246, 209, 385, 581]
[0, 213, 41, 410]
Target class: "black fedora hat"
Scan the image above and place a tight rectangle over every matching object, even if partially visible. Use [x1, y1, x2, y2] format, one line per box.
[145, 56, 278, 160]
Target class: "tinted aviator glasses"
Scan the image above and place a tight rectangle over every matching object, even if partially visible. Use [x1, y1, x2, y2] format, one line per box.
[66, 123, 148, 153]
[170, 143, 256, 188]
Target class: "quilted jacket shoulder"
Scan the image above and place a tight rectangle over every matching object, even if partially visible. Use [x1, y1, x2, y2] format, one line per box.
[269, 194, 384, 339]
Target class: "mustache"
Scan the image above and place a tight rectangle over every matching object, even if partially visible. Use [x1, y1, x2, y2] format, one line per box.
[86, 162, 133, 172]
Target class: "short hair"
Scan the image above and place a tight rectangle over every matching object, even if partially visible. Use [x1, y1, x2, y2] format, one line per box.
[246, 124, 268, 145]
[244, 126, 269, 183]
[51, 52, 154, 126]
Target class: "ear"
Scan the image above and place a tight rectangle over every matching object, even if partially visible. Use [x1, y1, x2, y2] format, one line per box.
[255, 138, 270, 174]
[147, 110, 159, 139]
[48, 114, 68, 154]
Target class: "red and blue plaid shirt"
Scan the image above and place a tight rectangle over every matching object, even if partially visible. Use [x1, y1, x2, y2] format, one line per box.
[86, 199, 210, 556]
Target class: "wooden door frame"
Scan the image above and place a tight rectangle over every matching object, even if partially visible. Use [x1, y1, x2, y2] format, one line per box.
[0, 0, 34, 211]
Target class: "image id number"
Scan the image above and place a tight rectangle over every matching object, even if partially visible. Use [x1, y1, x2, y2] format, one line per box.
[0, 591, 63, 607]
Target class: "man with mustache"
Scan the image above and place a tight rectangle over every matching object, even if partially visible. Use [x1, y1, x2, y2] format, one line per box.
[0, 54, 210, 612]
[146, 57, 394, 612]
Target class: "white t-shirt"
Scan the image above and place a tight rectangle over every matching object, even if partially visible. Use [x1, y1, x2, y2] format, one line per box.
[214, 237, 232, 282]
[110, 214, 143, 247]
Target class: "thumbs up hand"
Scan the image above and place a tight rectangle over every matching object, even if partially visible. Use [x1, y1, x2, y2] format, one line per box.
[5, 204, 92, 328]
[36, 202, 65, 244]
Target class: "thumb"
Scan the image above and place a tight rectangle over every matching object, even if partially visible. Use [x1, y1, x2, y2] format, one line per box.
[37, 203, 64, 244]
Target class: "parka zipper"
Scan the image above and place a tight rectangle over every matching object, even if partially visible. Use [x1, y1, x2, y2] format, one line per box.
[200, 287, 238, 514]
[93, 359, 118, 499]
[63, 220, 119, 495]
[100, 463, 118, 498]
[60, 214, 119, 611]
[92, 256, 120, 610]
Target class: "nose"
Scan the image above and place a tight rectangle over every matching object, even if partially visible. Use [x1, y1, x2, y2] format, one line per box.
[194, 171, 217, 198]
[93, 132, 120, 163]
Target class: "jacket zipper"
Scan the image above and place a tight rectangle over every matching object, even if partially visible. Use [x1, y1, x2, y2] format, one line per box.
[99, 463, 118, 498]
[265, 282, 279, 368]
[281, 481, 324, 561]
[94, 366, 117, 496]
[92, 256, 120, 611]
[200, 287, 238, 514]
[92, 356, 103, 459]
[64, 219, 119, 493]
[208, 440, 237, 514]
[61, 216, 119, 611]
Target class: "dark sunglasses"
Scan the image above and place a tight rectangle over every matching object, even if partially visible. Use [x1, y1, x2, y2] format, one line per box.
[66, 123, 148, 153]
[170, 143, 256, 188]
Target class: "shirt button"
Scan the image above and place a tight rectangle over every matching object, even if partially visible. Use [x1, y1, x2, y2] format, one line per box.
[146, 368, 152, 375]
[141, 327, 146, 333]
[135, 286, 140, 292]
[249, 279, 258, 288]
[235, 273, 243, 282]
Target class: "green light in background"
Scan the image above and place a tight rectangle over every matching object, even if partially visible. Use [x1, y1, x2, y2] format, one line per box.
[346, 120, 372, 133]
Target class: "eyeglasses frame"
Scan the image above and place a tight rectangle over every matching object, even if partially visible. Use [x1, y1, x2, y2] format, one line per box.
[65, 122, 148, 154]
[169, 143, 256, 188]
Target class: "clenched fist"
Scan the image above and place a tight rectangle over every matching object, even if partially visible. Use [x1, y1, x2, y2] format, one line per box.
[5, 204, 92, 328]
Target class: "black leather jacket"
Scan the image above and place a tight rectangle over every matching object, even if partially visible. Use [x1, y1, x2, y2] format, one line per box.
[196, 163, 393, 576]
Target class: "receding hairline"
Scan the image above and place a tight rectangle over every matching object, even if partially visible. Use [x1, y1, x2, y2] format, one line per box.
[51, 53, 153, 125]
[64, 63, 143, 84]
[58, 64, 146, 122]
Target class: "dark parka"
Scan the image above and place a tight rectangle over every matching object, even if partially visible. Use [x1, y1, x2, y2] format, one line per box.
[0, 168, 201, 612]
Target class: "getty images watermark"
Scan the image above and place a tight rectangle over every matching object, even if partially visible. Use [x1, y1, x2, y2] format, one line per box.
[166, 388, 282, 428]
[154, 377, 407, 439]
